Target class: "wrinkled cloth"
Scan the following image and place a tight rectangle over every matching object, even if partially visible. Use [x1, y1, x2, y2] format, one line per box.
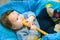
[0, 24, 17, 40]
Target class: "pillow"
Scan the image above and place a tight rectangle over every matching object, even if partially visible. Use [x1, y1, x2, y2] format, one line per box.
[0, 23, 17, 40]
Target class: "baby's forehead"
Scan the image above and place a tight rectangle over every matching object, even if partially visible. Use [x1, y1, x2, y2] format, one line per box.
[11, 11, 23, 15]
[8, 12, 18, 22]
[12, 11, 19, 14]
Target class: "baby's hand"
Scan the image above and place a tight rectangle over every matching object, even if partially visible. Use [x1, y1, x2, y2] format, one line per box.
[54, 24, 60, 32]
[27, 15, 35, 27]
[30, 24, 37, 30]
[27, 19, 34, 27]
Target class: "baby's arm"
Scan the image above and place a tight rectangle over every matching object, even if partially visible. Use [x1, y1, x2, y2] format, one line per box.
[27, 11, 36, 20]
[27, 16, 35, 27]
[27, 11, 36, 27]
[23, 11, 40, 40]
[30, 24, 37, 30]
[27, 15, 35, 22]
[27, 11, 35, 21]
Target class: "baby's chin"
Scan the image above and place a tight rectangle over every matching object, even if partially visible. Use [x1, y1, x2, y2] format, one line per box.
[12, 26, 23, 31]
[12, 28, 21, 31]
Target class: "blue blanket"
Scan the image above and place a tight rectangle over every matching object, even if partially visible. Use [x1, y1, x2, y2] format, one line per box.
[1, 0, 60, 40]
[0, 24, 17, 40]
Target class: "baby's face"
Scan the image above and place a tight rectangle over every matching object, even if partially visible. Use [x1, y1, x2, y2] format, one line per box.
[8, 11, 24, 30]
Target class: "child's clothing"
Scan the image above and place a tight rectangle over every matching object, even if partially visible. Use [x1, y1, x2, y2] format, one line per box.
[16, 11, 40, 40]
[47, 8, 60, 32]
[37, 7, 60, 33]
[36, 8, 56, 34]
[47, 8, 60, 24]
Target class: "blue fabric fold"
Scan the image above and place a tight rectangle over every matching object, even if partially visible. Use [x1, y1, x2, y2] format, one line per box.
[0, 24, 17, 40]
[42, 33, 60, 40]
[0, 1, 30, 17]
[48, 1, 60, 11]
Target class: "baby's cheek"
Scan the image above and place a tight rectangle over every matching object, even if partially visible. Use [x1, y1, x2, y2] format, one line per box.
[16, 23, 23, 29]
[17, 22, 23, 27]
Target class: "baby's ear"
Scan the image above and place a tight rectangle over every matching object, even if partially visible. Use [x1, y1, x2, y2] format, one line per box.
[11, 25, 16, 30]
